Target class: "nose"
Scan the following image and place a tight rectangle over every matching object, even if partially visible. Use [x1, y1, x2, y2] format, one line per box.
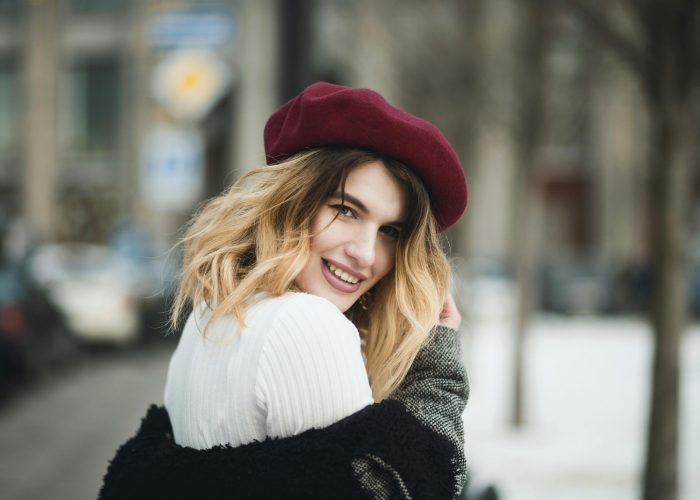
[345, 227, 376, 269]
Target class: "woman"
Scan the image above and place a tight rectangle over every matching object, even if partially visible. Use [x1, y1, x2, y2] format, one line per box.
[100, 82, 469, 500]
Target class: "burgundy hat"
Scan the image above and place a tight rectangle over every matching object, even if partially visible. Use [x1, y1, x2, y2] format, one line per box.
[263, 81, 467, 231]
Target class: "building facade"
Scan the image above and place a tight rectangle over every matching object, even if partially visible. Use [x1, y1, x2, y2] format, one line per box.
[2, 0, 696, 307]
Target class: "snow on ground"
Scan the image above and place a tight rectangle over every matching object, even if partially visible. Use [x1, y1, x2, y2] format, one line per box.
[461, 310, 700, 500]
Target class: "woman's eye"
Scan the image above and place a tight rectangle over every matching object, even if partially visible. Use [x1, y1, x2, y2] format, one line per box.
[379, 226, 400, 239]
[332, 204, 355, 218]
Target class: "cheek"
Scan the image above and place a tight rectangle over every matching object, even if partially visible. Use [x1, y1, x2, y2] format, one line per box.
[374, 243, 397, 281]
[309, 209, 336, 250]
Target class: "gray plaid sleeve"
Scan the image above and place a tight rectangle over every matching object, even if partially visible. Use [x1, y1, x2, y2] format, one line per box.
[390, 326, 469, 499]
[352, 326, 469, 499]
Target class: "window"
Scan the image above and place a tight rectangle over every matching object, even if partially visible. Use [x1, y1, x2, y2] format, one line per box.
[0, 58, 20, 154]
[544, 18, 589, 154]
[65, 56, 122, 153]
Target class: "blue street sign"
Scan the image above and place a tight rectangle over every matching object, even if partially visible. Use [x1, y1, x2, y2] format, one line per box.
[150, 9, 235, 49]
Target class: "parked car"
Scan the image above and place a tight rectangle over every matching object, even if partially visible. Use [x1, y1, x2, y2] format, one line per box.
[539, 258, 614, 315]
[109, 223, 182, 343]
[0, 259, 75, 399]
[0, 264, 29, 396]
[27, 244, 142, 345]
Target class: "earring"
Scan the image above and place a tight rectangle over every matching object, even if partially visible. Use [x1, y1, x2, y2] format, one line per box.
[358, 290, 373, 310]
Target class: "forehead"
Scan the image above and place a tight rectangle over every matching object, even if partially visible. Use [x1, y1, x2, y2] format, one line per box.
[340, 161, 407, 222]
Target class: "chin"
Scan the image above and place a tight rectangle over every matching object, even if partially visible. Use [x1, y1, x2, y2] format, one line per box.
[303, 287, 355, 313]
[320, 293, 355, 313]
[295, 276, 360, 313]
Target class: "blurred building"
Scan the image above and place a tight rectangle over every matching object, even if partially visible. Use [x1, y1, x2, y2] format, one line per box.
[1, 0, 697, 314]
[313, 0, 667, 272]
[0, 0, 278, 251]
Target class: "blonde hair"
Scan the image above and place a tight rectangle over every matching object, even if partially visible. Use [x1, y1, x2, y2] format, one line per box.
[172, 148, 451, 401]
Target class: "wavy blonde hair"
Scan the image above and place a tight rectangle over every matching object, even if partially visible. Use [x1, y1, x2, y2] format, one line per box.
[172, 148, 451, 401]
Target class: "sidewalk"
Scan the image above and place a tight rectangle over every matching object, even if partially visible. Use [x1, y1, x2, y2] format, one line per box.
[462, 314, 700, 500]
[0, 348, 171, 500]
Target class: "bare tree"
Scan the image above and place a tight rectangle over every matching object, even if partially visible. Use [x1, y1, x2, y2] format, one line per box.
[555, 1, 700, 498]
[510, 0, 551, 427]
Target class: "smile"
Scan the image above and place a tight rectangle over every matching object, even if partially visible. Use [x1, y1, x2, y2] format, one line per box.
[320, 259, 363, 293]
[325, 262, 360, 284]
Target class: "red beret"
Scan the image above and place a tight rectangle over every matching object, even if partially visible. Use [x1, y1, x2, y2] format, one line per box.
[263, 82, 467, 231]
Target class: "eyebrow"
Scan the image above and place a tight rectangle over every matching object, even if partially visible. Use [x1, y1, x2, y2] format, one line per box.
[331, 190, 405, 228]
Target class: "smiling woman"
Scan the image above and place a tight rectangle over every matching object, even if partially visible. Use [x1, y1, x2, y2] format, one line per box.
[169, 147, 449, 402]
[100, 82, 470, 500]
[297, 161, 406, 315]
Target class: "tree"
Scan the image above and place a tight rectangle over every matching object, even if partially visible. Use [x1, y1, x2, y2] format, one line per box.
[509, 0, 551, 427]
[555, 1, 700, 498]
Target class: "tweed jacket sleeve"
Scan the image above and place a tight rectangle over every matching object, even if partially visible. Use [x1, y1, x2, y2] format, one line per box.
[373, 325, 469, 499]
[99, 326, 468, 500]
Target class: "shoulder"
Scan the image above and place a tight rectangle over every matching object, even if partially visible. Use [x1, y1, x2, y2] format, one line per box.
[254, 292, 365, 373]
[255, 294, 372, 437]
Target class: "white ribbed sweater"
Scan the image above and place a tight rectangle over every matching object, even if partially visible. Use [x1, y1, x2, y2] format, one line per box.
[163, 292, 374, 450]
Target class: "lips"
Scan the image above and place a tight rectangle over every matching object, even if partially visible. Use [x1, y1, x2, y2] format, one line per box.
[321, 259, 363, 293]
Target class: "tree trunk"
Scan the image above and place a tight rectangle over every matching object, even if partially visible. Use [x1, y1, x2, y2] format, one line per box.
[552, 0, 697, 495]
[641, 95, 692, 500]
[640, 2, 697, 496]
[510, 0, 549, 427]
[510, 158, 539, 427]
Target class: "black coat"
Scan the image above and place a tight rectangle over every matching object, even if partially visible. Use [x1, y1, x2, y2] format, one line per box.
[100, 326, 468, 500]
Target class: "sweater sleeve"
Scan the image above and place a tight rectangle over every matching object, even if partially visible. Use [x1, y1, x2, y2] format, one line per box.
[390, 326, 469, 498]
[256, 293, 374, 439]
[351, 325, 469, 500]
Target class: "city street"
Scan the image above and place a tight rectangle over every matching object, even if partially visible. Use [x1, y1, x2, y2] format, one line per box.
[0, 346, 171, 500]
[0, 315, 698, 500]
[2, 2, 697, 500]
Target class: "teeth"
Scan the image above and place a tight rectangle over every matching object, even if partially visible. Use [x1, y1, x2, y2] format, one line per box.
[326, 262, 359, 284]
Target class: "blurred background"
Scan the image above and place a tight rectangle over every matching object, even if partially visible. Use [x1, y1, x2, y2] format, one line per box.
[0, 0, 698, 499]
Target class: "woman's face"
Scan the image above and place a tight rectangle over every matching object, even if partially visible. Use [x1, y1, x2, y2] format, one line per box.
[295, 160, 407, 312]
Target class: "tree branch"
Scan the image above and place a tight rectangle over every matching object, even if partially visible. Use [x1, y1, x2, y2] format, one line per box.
[552, 0, 646, 78]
